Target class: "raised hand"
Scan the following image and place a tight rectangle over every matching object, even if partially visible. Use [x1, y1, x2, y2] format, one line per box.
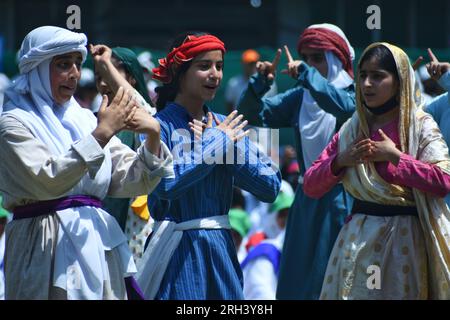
[89, 44, 112, 65]
[426, 48, 450, 81]
[90, 44, 136, 101]
[412, 56, 423, 71]
[281, 45, 303, 79]
[256, 49, 281, 81]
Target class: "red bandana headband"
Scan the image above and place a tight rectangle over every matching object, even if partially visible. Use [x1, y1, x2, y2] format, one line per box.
[297, 27, 354, 78]
[152, 34, 226, 83]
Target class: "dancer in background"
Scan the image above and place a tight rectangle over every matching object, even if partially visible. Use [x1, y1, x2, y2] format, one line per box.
[136, 32, 281, 300]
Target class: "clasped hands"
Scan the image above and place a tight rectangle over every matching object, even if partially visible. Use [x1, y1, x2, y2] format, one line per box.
[337, 129, 402, 169]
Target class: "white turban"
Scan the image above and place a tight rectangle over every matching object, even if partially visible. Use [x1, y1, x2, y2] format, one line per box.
[18, 26, 87, 74]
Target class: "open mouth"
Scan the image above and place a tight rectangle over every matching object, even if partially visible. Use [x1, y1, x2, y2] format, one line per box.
[204, 85, 218, 90]
[61, 85, 76, 91]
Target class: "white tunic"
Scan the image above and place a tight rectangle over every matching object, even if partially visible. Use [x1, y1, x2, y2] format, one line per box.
[0, 115, 174, 299]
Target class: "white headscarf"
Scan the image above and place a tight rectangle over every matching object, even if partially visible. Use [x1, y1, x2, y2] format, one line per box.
[2, 26, 95, 155]
[299, 24, 354, 170]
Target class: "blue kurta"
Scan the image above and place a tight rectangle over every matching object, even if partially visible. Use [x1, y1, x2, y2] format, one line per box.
[237, 63, 355, 299]
[146, 103, 281, 300]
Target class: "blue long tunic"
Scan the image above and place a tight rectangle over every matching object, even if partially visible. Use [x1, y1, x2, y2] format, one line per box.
[147, 103, 281, 300]
[237, 63, 355, 299]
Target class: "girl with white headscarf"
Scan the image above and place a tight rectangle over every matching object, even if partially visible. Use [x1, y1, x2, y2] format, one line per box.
[237, 23, 356, 299]
[0, 26, 173, 299]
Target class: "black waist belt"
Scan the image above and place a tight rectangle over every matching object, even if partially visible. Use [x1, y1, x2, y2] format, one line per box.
[351, 199, 418, 217]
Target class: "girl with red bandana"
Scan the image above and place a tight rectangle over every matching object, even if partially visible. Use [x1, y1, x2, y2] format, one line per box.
[134, 32, 281, 299]
[237, 23, 356, 299]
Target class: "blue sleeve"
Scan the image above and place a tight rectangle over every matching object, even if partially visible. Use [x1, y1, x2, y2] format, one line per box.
[237, 72, 303, 128]
[152, 122, 233, 200]
[425, 71, 450, 123]
[296, 63, 356, 125]
[231, 136, 281, 203]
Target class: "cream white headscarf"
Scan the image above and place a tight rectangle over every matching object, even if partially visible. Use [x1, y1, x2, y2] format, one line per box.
[2, 26, 94, 155]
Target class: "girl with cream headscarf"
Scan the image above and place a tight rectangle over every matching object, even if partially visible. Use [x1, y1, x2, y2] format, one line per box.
[304, 43, 450, 299]
[0, 26, 173, 299]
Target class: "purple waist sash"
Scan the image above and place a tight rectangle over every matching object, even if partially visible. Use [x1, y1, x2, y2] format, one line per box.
[13, 195, 103, 220]
[11, 195, 146, 299]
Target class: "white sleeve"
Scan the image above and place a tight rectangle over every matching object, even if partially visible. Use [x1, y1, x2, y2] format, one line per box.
[0, 116, 104, 207]
[242, 258, 277, 300]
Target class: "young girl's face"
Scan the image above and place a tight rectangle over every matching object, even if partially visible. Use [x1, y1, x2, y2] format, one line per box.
[178, 50, 223, 103]
[50, 52, 82, 105]
[359, 57, 399, 108]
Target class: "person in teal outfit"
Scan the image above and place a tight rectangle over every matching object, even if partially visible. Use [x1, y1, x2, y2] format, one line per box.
[237, 23, 356, 299]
